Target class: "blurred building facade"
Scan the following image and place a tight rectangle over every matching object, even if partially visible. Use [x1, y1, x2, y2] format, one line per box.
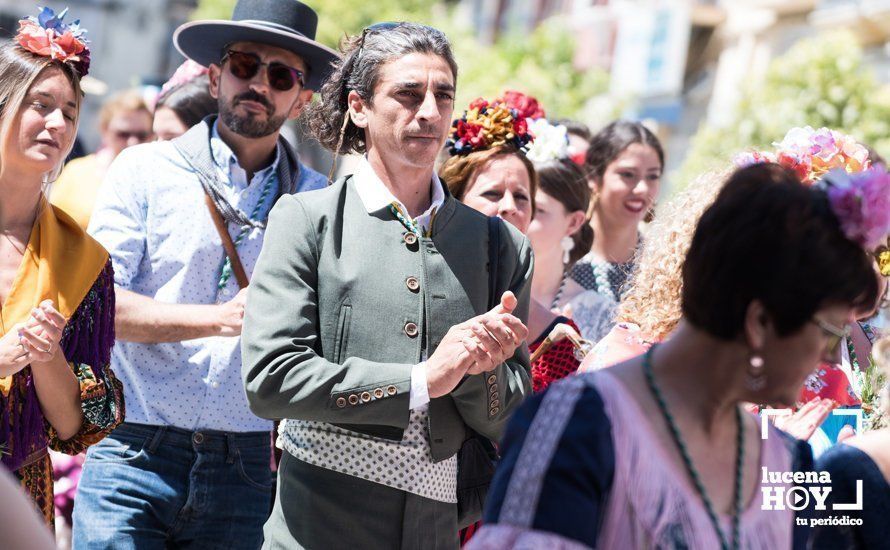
[460, 0, 890, 173]
[0, 0, 196, 149]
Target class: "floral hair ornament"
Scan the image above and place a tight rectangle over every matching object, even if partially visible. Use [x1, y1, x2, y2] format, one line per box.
[500, 90, 546, 121]
[525, 118, 570, 163]
[878, 248, 890, 277]
[16, 7, 90, 77]
[818, 166, 890, 250]
[446, 96, 534, 156]
[734, 126, 871, 185]
[159, 60, 208, 98]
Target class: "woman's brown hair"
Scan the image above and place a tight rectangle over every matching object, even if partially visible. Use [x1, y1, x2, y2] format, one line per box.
[439, 146, 538, 214]
[535, 159, 593, 265]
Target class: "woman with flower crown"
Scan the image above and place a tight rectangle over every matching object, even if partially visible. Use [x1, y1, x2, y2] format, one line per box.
[470, 162, 889, 550]
[0, 8, 123, 525]
[440, 94, 607, 394]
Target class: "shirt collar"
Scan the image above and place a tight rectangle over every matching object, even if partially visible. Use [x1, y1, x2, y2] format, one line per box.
[352, 156, 445, 219]
[210, 120, 281, 184]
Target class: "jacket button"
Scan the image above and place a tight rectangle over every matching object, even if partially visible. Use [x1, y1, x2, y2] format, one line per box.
[487, 374, 497, 385]
[373, 388, 384, 399]
[404, 322, 419, 337]
[386, 385, 397, 396]
[406, 276, 420, 291]
[489, 383, 498, 394]
[489, 407, 500, 416]
[348, 394, 359, 405]
[404, 233, 417, 245]
[490, 399, 500, 409]
[336, 397, 347, 408]
[360, 391, 372, 403]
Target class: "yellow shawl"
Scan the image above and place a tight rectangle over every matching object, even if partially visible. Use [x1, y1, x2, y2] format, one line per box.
[0, 198, 108, 345]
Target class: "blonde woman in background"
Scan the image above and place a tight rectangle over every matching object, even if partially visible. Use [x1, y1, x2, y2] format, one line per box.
[51, 89, 153, 229]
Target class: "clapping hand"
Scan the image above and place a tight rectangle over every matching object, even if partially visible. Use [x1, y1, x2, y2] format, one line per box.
[20, 300, 66, 364]
[462, 291, 528, 376]
[0, 300, 66, 375]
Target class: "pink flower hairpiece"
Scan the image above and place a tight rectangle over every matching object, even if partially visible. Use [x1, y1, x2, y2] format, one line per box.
[16, 7, 90, 77]
[734, 126, 871, 185]
[159, 60, 209, 98]
[820, 167, 890, 250]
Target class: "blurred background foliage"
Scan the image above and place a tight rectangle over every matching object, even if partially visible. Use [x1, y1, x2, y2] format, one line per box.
[191, 0, 610, 120]
[673, 30, 890, 190]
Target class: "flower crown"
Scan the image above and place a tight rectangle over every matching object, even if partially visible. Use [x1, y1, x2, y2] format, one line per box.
[734, 126, 870, 185]
[878, 248, 890, 276]
[525, 118, 570, 163]
[446, 96, 534, 156]
[818, 167, 890, 251]
[15, 7, 90, 77]
[500, 90, 546, 120]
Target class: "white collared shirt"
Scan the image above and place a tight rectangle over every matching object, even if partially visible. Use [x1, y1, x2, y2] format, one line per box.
[351, 156, 445, 409]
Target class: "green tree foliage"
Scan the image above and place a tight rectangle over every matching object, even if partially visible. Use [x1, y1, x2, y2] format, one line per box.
[191, 0, 608, 118]
[675, 31, 890, 189]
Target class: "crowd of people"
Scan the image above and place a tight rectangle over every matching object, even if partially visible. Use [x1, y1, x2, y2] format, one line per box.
[1, 0, 889, 549]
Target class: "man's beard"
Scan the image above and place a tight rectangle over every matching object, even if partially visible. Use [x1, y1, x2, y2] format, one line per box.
[219, 92, 286, 138]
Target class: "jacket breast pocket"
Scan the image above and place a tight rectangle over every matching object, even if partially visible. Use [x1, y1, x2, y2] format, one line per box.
[333, 303, 352, 364]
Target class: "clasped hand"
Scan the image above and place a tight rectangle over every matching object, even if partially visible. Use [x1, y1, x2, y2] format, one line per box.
[425, 291, 528, 399]
[0, 300, 66, 376]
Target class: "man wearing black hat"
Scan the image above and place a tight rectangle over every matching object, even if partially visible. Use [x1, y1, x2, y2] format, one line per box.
[71, 2, 337, 548]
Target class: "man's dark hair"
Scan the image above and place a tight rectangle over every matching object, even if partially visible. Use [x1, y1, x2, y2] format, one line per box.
[682, 163, 880, 339]
[305, 23, 457, 155]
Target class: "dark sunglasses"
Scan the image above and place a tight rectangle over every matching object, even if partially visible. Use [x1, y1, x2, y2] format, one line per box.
[223, 49, 305, 92]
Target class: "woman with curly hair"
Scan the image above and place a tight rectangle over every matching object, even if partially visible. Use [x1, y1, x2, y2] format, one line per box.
[472, 162, 886, 549]
[580, 169, 728, 371]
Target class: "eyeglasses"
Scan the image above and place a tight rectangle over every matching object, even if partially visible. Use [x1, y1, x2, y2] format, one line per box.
[222, 50, 305, 92]
[811, 317, 851, 355]
[112, 130, 152, 142]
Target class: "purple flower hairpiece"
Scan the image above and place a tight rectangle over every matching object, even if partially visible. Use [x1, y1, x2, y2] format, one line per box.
[820, 167, 890, 250]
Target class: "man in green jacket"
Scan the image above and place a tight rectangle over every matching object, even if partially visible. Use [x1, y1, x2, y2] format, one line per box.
[242, 22, 533, 549]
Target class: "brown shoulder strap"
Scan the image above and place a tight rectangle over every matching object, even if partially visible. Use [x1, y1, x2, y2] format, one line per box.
[205, 193, 249, 289]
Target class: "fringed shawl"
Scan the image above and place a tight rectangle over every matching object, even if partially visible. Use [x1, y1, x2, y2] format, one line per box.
[0, 202, 113, 472]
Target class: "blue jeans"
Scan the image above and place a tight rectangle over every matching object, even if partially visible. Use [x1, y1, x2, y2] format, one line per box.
[72, 422, 272, 549]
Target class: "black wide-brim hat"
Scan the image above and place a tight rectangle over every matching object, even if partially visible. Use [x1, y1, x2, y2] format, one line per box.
[173, 0, 339, 90]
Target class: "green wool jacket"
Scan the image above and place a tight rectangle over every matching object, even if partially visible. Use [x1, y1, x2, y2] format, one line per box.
[241, 175, 533, 461]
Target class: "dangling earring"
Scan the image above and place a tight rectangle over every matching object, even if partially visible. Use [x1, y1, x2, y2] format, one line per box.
[561, 236, 575, 265]
[746, 354, 766, 391]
